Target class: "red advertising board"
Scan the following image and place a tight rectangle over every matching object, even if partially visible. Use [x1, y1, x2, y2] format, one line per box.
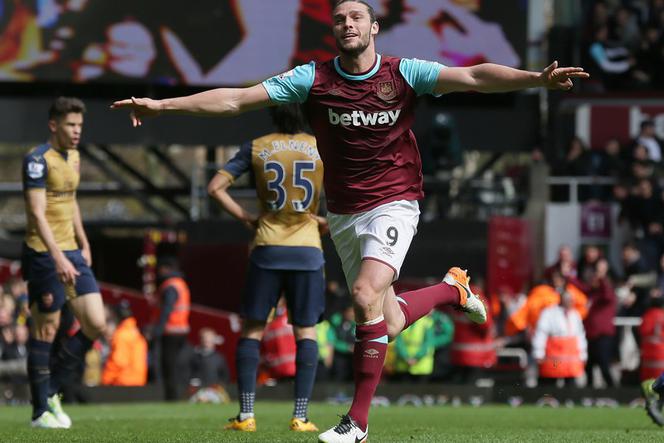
[575, 101, 664, 149]
[487, 217, 532, 297]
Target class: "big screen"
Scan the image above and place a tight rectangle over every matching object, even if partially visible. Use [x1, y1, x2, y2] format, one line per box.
[0, 0, 527, 86]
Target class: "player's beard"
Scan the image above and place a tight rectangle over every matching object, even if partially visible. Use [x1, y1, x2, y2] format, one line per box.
[336, 34, 371, 57]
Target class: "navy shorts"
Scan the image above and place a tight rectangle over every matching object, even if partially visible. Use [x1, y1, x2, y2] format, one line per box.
[21, 246, 100, 313]
[242, 262, 325, 327]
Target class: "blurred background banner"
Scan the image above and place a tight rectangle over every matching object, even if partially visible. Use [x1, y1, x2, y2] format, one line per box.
[0, 0, 527, 86]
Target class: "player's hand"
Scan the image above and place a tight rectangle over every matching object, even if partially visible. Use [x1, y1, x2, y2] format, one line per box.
[311, 214, 329, 236]
[540, 61, 589, 91]
[110, 97, 163, 127]
[81, 246, 92, 267]
[55, 255, 80, 286]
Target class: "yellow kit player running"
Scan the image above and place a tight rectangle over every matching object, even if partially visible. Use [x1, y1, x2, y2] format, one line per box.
[22, 97, 106, 429]
[208, 104, 326, 432]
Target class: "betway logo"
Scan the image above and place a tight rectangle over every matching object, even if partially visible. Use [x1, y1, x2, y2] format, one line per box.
[328, 108, 401, 127]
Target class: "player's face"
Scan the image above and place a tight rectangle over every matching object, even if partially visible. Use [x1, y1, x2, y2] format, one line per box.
[332, 2, 378, 56]
[49, 112, 83, 150]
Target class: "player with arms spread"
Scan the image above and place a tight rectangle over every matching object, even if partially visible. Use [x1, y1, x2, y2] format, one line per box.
[207, 104, 326, 432]
[112, 1, 588, 441]
[22, 97, 106, 429]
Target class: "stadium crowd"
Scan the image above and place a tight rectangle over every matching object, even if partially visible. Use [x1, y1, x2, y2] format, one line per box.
[583, 0, 664, 91]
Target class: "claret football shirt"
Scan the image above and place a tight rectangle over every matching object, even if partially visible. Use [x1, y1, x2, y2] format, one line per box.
[262, 55, 445, 214]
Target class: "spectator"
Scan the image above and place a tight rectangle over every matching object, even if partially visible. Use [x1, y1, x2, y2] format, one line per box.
[315, 319, 334, 382]
[1, 324, 29, 400]
[620, 241, 656, 316]
[329, 304, 355, 383]
[190, 327, 229, 388]
[612, 6, 641, 50]
[260, 299, 296, 381]
[635, 120, 662, 163]
[577, 244, 604, 284]
[543, 245, 578, 283]
[596, 138, 627, 178]
[7, 278, 29, 325]
[392, 314, 435, 382]
[532, 288, 588, 387]
[555, 137, 593, 177]
[450, 293, 496, 384]
[150, 255, 191, 401]
[640, 293, 664, 382]
[101, 301, 148, 386]
[588, 24, 635, 90]
[430, 310, 454, 381]
[506, 269, 588, 337]
[572, 259, 617, 387]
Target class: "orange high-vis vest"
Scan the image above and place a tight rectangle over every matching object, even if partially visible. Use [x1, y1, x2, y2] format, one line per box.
[539, 335, 584, 378]
[101, 317, 148, 386]
[506, 283, 588, 336]
[158, 277, 191, 335]
[640, 308, 664, 381]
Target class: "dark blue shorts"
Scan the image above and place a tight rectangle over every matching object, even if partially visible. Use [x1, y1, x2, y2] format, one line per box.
[21, 246, 100, 313]
[242, 262, 325, 327]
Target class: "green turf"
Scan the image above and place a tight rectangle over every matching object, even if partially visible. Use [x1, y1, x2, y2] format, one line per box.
[0, 402, 660, 442]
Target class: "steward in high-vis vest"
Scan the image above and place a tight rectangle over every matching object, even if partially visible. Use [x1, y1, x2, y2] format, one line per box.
[532, 289, 587, 385]
[450, 293, 496, 372]
[153, 256, 191, 401]
[640, 297, 664, 381]
[393, 314, 435, 377]
[102, 301, 148, 386]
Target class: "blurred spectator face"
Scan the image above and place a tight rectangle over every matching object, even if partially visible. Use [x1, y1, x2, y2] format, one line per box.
[613, 184, 628, 200]
[567, 138, 585, 160]
[343, 306, 355, 322]
[559, 245, 573, 264]
[634, 144, 649, 161]
[9, 279, 26, 298]
[199, 328, 220, 350]
[595, 25, 609, 42]
[605, 139, 620, 156]
[583, 245, 601, 264]
[0, 308, 9, 328]
[592, 3, 609, 25]
[615, 7, 632, 26]
[632, 161, 653, 180]
[14, 324, 28, 345]
[638, 179, 653, 198]
[1, 326, 14, 345]
[641, 122, 656, 138]
[551, 271, 566, 291]
[623, 245, 640, 264]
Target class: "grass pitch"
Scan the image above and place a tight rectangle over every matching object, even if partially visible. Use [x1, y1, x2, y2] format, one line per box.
[0, 402, 660, 442]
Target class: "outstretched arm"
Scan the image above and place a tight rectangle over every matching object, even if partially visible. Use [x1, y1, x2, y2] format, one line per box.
[110, 84, 272, 127]
[435, 61, 589, 95]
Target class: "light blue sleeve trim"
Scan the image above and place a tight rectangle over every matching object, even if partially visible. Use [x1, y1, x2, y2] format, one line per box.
[262, 62, 316, 104]
[333, 54, 382, 81]
[399, 58, 446, 97]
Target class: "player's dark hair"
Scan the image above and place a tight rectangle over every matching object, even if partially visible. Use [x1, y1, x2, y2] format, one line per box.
[49, 97, 86, 121]
[333, 0, 377, 23]
[270, 104, 308, 134]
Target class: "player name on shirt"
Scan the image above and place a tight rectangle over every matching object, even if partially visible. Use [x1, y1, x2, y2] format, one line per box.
[328, 108, 402, 127]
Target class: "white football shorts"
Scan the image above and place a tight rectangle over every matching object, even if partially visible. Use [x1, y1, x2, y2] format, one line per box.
[328, 200, 420, 288]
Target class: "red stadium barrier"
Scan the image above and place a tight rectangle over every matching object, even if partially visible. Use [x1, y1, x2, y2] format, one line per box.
[0, 258, 242, 380]
[99, 283, 242, 380]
